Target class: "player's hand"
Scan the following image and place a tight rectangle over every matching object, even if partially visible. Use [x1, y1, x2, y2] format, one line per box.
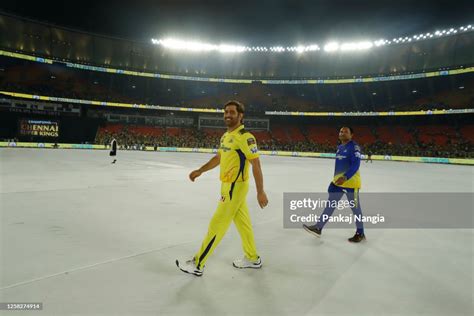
[257, 191, 269, 209]
[335, 176, 346, 185]
[189, 170, 202, 182]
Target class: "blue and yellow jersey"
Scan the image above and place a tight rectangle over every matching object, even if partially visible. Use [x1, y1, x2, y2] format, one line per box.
[332, 140, 362, 189]
[218, 125, 259, 183]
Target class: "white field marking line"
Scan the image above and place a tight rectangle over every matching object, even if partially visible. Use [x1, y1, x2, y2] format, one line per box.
[0, 241, 193, 290]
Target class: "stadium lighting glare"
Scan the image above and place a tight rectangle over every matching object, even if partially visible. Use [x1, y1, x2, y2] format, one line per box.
[151, 38, 247, 53]
[324, 42, 339, 52]
[340, 41, 373, 51]
[374, 39, 387, 46]
[295, 46, 305, 53]
[270, 46, 285, 52]
[150, 22, 473, 54]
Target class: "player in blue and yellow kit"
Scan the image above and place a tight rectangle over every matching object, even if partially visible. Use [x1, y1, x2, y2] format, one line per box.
[303, 126, 366, 242]
[176, 100, 269, 276]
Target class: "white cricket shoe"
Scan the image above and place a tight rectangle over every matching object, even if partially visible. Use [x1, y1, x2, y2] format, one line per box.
[232, 256, 262, 269]
[176, 257, 203, 276]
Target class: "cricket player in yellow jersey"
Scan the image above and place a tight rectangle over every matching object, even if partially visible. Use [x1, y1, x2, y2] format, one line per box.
[176, 100, 269, 276]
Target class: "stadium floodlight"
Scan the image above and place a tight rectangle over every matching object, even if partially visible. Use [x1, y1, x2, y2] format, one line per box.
[271, 46, 285, 52]
[340, 41, 373, 51]
[150, 22, 474, 54]
[374, 39, 386, 46]
[296, 46, 306, 53]
[324, 42, 339, 52]
[151, 38, 247, 53]
[218, 44, 246, 53]
[307, 45, 320, 51]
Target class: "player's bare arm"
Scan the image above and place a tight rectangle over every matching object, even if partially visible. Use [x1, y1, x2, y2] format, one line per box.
[189, 153, 221, 181]
[334, 176, 347, 185]
[249, 157, 268, 209]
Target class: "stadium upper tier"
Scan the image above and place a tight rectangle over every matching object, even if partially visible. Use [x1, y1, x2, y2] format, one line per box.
[1, 56, 472, 112]
[0, 13, 473, 80]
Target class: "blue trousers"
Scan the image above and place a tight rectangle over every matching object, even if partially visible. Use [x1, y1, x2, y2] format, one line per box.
[316, 183, 364, 232]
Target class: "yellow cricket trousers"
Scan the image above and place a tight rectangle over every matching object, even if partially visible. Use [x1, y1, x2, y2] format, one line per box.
[195, 180, 258, 269]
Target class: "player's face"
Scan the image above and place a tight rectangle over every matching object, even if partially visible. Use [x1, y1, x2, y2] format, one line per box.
[224, 105, 242, 127]
[338, 127, 352, 142]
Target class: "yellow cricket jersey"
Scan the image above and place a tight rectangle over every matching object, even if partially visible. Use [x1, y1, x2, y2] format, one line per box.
[219, 125, 259, 183]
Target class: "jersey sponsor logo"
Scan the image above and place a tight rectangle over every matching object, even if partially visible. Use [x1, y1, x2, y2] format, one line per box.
[251, 147, 258, 154]
[247, 138, 256, 145]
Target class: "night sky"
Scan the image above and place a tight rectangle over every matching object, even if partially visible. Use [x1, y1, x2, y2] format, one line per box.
[1, 0, 473, 44]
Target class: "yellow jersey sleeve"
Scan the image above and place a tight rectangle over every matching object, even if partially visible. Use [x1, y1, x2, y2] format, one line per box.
[239, 132, 259, 160]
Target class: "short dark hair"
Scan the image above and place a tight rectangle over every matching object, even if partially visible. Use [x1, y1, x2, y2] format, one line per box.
[224, 100, 245, 114]
[341, 126, 354, 134]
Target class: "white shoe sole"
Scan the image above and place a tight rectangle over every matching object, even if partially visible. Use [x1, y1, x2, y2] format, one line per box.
[176, 259, 203, 276]
[232, 261, 262, 269]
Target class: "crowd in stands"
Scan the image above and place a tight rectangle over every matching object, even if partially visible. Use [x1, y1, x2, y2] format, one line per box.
[2, 57, 473, 113]
[94, 124, 474, 158]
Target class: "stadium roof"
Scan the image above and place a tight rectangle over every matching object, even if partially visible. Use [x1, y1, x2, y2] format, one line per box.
[1, 0, 473, 44]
